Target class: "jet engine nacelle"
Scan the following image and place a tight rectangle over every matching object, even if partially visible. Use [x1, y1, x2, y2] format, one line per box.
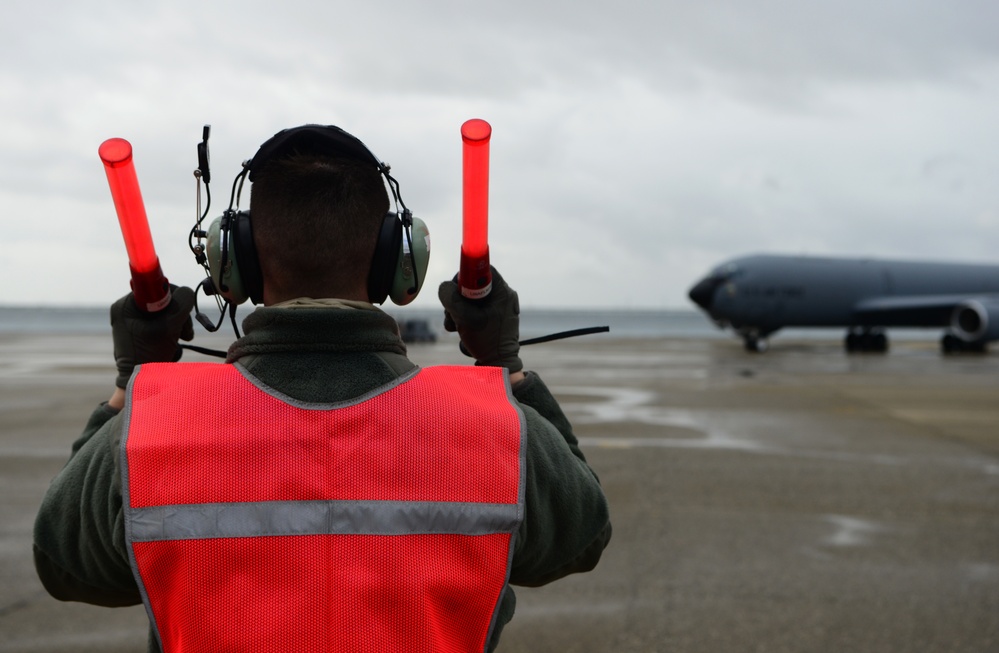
[949, 299, 999, 342]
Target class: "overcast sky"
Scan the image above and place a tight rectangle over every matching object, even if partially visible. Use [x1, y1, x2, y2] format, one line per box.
[1, 0, 997, 310]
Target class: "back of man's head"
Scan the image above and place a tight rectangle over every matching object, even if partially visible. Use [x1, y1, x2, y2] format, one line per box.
[249, 154, 390, 303]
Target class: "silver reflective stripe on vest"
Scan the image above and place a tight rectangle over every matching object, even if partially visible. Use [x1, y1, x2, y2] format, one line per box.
[129, 499, 522, 542]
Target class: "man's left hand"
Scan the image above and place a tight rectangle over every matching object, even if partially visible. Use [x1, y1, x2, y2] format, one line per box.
[110, 286, 196, 389]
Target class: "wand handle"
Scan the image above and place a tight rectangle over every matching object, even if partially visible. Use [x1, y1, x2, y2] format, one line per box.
[99, 138, 171, 312]
[459, 119, 492, 299]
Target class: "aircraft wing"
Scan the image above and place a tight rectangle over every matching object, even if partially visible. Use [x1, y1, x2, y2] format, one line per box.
[852, 294, 992, 327]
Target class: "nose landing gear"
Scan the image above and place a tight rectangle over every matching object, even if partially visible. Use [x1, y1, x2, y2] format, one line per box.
[740, 329, 771, 353]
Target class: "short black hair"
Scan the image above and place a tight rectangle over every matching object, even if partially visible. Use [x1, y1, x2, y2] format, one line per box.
[249, 154, 389, 299]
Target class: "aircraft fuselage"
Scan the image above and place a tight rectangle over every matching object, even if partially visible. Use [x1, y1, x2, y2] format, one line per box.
[688, 254, 999, 351]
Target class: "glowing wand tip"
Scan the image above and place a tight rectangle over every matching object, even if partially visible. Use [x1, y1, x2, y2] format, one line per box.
[459, 119, 493, 299]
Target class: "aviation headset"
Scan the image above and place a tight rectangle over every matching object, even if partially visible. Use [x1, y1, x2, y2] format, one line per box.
[195, 124, 430, 310]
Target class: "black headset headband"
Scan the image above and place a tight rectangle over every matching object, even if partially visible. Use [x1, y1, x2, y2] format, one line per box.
[246, 124, 385, 182]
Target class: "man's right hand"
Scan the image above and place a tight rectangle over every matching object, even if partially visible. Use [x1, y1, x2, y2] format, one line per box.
[438, 267, 523, 374]
[110, 286, 196, 389]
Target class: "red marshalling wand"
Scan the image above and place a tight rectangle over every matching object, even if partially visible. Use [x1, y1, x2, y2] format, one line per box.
[459, 118, 493, 299]
[99, 138, 171, 312]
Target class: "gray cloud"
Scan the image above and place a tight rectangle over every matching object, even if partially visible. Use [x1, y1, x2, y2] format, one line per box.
[1, 0, 997, 308]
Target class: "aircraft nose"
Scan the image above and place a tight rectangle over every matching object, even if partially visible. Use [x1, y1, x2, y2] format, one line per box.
[688, 277, 720, 311]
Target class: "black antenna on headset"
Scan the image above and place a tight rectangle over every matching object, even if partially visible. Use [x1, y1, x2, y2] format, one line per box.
[178, 125, 234, 357]
[188, 124, 241, 338]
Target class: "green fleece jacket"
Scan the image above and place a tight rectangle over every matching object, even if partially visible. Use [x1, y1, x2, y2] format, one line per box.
[33, 305, 612, 652]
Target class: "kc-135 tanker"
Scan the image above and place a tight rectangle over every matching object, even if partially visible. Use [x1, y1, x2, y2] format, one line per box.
[689, 254, 999, 353]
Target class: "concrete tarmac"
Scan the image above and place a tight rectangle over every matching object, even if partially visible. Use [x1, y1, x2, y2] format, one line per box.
[2, 332, 997, 652]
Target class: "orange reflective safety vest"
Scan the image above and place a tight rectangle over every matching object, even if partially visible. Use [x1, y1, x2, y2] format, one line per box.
[121, 362, 525, 653]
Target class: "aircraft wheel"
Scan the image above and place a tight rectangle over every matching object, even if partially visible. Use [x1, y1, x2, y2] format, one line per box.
[845, 328, 888, 353]
[744, 336, 768, 353]
[940, 334, 987, 354]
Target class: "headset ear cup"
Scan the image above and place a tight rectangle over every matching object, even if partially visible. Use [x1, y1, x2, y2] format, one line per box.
[389, 217, 430, 306]
[367, 213, 403, 304]
[230, 211, 264, 305]
[206, 215, 248, 305]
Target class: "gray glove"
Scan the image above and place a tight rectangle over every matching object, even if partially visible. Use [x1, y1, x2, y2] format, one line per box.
[110, 286, 196, 389]
[438, 267, 523, 373]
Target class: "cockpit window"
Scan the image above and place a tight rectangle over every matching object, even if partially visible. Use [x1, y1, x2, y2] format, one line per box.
[710, 263, 742, 280]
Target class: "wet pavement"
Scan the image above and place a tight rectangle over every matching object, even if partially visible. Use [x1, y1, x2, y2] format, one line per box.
[2, 333, 998, 652]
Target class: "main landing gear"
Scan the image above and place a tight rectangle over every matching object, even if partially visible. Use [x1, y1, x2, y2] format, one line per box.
[940, 334, 987, 354]
[844, 327, 888, 353]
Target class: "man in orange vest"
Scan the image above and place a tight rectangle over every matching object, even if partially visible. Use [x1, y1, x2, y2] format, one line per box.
[34, 125, 611, 652]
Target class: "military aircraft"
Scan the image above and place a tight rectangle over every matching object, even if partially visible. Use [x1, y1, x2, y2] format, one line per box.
[688, 254, 999, 353]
